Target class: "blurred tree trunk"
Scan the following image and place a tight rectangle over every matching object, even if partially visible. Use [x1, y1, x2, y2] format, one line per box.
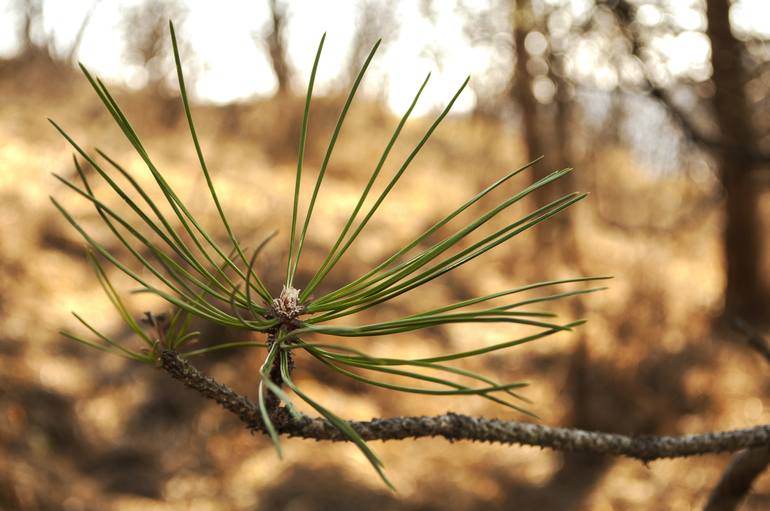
[266, 0, 292, 97]
[66, 0, 100, 63]
[343, 0, 398, 94]
[546, 39, 577, 239]
[511, 0, 544, 179]
[18, 0, 41, 54]
[705, 0, 766, 322]
[550, 58, 570, 171]
[512, 0, 569, 251]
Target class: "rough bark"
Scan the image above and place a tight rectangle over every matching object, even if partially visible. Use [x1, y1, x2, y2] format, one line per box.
[160, 350, 770, 461]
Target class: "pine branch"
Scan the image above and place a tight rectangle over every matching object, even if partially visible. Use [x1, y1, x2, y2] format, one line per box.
[159, 350, 770, 461]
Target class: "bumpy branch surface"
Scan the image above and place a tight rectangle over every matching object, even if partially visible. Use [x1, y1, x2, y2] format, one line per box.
[160, 350, 770, 461]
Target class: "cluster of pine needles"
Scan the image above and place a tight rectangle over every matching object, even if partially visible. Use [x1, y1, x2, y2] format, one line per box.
[51, 22, 607, 488]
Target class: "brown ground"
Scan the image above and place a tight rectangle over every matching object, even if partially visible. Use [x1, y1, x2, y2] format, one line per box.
[2, 53, 770, 510]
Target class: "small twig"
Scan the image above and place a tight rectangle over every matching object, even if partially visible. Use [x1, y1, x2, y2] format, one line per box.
[733, 318, 770, 366]
[702, 319, 770, 510]
[704, 447, 770, 511]
[159, 350, 770, 461]
[263, 330, 284, 411]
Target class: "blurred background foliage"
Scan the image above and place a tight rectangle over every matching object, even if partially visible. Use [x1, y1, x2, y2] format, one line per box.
[1, 0, 770, 509]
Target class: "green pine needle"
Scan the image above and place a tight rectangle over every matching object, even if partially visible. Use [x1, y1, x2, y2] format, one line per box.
[51, 22, 607, 490]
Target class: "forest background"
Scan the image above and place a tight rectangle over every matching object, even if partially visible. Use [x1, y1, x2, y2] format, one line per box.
[2, 0, 770, 509]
